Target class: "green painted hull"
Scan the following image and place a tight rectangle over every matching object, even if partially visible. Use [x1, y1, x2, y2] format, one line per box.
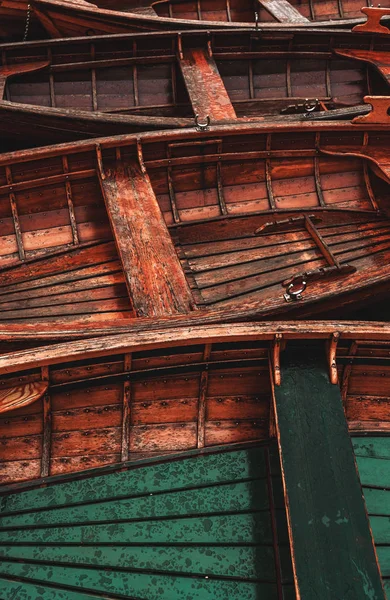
[0, 444, 294, 599]
[0, 438, 388, 599]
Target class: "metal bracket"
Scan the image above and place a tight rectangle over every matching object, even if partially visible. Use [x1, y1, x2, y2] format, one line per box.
[327, 332, 340, 385]
[195, 114, 211, 131]
[283, 277, 307, 302]
[255, 11, 259, 30]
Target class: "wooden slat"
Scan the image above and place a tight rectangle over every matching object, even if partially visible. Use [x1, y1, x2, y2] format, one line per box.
[257, 0, 309, 22]
[179, 48, 236, 122]
[272, 348, 385, 600]
[99, 158, 194, 317]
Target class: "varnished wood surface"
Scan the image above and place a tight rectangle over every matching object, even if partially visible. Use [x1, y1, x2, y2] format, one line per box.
[28, 0, 390, 42]
[0, 381, 48, 414]
[0, 123, 390, 322]
[2, 29, 390, 146]
[0, 323, 389, 485]
[100, 159, 194, 316]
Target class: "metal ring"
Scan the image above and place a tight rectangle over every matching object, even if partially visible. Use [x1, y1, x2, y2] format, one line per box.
[303, 98, 319, 113]
[286, 278, 307, 299]
[195, 114, 210, 131]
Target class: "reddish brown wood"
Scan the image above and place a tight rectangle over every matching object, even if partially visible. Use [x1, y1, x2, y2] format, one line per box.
[179, 47, 236, 122]
[353, 96, 390, 125]
[121, 353, 132, 461]
[26, 0, 376, 40]
[197, 343, 211, 447]
[99, 158, 195, 317]
[0, 382, 47, 414]
[353, 7, 390, 34]
[335, 50, 390, 86]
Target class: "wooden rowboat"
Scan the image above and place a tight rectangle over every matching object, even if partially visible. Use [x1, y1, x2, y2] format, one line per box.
[26, 0, 390, 40]
[1, 122, 390, 323]
[0, 321, 388, 598]
[2, 29, 390, 147]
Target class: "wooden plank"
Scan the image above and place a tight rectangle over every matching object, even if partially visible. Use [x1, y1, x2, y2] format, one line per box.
[258, 0, 309, 22]
[99, 159, 194, 317]
[272, 347, 385, 600]
[179, 48, 236, 122]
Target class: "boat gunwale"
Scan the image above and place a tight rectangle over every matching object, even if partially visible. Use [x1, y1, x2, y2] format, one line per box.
[0, 120, 390, 166]
[31, 0, 378, 30]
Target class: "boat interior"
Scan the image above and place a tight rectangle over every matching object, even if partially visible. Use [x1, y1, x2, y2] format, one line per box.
[0, 127, 390, 322]
[1, 30, 390, 133]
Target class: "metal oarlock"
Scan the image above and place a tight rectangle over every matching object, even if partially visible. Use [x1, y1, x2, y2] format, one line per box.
[195, 114, 211, 131]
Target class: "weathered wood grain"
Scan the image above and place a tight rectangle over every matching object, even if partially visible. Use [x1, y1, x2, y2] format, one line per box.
[179, 48, 236, 122]
[0, 381, 48, 414]
[99, 159, 195, 317]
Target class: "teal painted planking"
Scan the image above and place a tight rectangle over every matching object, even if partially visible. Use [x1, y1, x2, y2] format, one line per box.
[0, 578, 120, 600]
[356, 457, 390, 488]
[0, 447, 266, 514]
[363, 487, 390, 515]
[353, 438, 390, 461]
[0, 512, 273, 544]
[377, 547, 390, 577]
[0, 565, 277, 600]
[274, 349, 385, 600]
[353, 435, 390, 595]
[0, 445, 294, 599]
[0, 479, 268, 528]
[0, 544, 276, 579]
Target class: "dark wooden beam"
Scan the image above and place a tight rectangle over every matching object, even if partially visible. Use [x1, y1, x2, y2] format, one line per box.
[179, 48, 236, 122]
[272, 346, 385, 599]
[99, 158, 195, 317]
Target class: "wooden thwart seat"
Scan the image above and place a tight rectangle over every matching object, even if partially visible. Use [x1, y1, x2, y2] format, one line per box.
[179, 48, 236, 122]
[257, 0, 309, 22]
[99, 157, 195, 317]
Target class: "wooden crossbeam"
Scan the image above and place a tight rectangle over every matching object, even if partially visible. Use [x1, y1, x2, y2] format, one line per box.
[179, 48, 236, 122]
[99, 158, 195, 317]
[257, 0, 309, 22]
[272, 347, 385, 600]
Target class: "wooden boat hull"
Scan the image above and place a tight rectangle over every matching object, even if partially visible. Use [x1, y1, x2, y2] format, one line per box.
[0, 443, 295, 599]
[30, 0, 390, 39]
[0, 319, 388, 484]
[0, 325, 388, 597]
[0, 437, 387, 597]
[1, 29, 389, 148]
[0, 123, 390, 323]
